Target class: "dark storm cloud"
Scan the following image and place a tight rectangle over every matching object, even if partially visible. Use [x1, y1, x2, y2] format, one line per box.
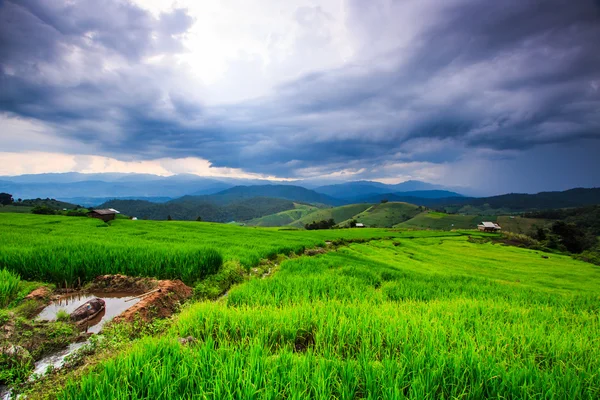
[1, 0, 599, 179]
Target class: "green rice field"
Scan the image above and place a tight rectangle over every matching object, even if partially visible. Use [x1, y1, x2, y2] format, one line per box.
[1, 213, 599, 399]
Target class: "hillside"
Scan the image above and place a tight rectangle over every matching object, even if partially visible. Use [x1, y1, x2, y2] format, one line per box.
[395, 212, 497, 230]
[4, 215, 599, 398]
[338, 202, 422, 228]
[359, 187, 600, 212]
[523, 205, 600, 235]
[245, 204, 318, 227]
[198, 185, 345, 206]
[313, 180, 458, 199]
[289, 203, 373, 228]
[98, 196, 297, 222]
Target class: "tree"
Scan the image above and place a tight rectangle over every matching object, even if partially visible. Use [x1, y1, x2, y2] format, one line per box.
[17, 198, 22, 203]
[167, 215, 173, 221]
[0, 193, 13, 205]
[32, 205, 56, 215]
[196, 216, 202, 222]
[349, 219, 357, 228]
[550, 221, 597, 253]
[381, 199, 388, 204]
[305, 219, 336, 230]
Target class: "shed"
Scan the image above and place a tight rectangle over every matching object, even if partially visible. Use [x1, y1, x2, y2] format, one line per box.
[355, 223, 365, 228]
[88, 208, 119, 222]
[477, 221, 501, 232]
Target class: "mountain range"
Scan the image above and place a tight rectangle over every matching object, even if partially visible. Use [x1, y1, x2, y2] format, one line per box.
[0, 173, 465, 206]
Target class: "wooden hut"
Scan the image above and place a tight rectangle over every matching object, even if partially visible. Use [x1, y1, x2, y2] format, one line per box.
[88, 209, 119, 222]
[477, 221, 501, 232]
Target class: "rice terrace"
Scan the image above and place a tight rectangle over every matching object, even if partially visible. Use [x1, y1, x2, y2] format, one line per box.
[2, 0, 600, 398]
[1, 199, 600, 399]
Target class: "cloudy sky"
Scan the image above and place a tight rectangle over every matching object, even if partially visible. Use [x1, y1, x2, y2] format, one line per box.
[1, 0, 599, 194]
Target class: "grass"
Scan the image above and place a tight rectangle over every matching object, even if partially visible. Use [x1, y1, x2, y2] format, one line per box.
[496, 216, 550, 234]
[396, 211, 498, 230]
[289, 203, 373, 228]
[57, 233, 600, 399]
[0, 205, 34, 213]
[338, 202, 422, 228]
[246, 204, 318, 226]
[0, 269, 20, 307]
[0, 213, 436, 287]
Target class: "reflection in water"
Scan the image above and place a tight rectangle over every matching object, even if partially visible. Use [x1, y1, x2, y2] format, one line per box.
[37, 291, 142, 334]
[29, 291, 143, 380]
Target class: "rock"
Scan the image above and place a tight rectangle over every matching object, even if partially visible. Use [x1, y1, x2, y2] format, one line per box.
[1, 313, 15, 340]
[0, 345, 33, 365]
[178, 336, 198, 346]
[25, 287, 51, 301]
[70, 298, 106, 322]
[304, 248, 327, 256]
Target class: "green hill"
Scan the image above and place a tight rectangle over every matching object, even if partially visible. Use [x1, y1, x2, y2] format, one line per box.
[289, 203, 373, 228]
[396, 211, 552, 232]
[396, 211, 497, 230]
[98, 196, 297, 222]
[338, 202, 422, 228]
[246, 204, 318, 226]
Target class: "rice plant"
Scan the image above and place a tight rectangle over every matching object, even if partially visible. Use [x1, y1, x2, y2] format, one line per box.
[0, 268, 20, 307]
[57, 235, 600, 399]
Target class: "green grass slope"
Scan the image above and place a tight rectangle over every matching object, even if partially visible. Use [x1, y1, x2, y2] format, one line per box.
[59, 234, 600, 399]
[246, 204, 318, 226]
[289, 203, 373, 228]
[338, 202, 422, 228]
[0, 212, 422, 286]
[396, 211, 497, 230]
[397, 212, 551, 232]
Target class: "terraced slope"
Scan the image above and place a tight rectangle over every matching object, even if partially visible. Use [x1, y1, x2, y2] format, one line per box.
[57, 234, 600, 399]
[396, 211, 496, 230]
[246, 204, 318, 226]
[338, 202, 422, 228]
[396, 212, 551, 232]
[289, 203, 373, 228]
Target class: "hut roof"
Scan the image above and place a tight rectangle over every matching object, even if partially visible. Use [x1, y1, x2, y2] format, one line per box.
[480, 221, 497, 228]
[89, 209, 119, 215]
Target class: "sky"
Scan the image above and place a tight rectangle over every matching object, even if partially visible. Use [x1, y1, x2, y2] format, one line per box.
[1, 0, 599, 195]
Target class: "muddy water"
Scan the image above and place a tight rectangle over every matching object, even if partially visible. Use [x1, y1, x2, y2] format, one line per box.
[32, 341, 87, 377]
[27, 292, 143, 381]
[37, 291, 142, 334]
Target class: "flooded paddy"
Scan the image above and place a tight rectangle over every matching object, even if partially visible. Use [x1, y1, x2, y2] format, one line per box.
[36, 291, 142, 334]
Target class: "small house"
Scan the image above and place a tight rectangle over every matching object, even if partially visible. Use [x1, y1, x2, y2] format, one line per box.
[477, 221, 501, 232]
[88, 208, 120, 222]
[355, 223, 365, 228]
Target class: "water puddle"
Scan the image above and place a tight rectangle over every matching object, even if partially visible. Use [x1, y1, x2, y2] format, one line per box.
[32, 341, 87, 377]
[37, 291, 142, 334]
[28, 291, 144, 380]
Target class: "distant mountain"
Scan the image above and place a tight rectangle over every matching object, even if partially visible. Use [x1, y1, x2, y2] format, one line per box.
[60, 197, 172, 207]
[188, 185, 346, 206]
[314, 180, 461, 200]
[388, 180, 446, 192]
[0, 173, 233, 199]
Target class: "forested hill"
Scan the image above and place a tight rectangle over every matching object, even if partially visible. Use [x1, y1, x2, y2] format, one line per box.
[98, 196, 298, 222]
[358, 187, 600, 211]
[195, 185, 345, 206]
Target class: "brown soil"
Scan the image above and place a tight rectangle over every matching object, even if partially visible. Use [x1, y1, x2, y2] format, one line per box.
[112, 279, 193, 322]
[88, 274, 157, 293]
[25, 287, 52, 301]
[304, 247, 327, 256]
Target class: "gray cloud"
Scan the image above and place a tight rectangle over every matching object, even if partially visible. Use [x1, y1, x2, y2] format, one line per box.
[1, 0, 599, 184]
